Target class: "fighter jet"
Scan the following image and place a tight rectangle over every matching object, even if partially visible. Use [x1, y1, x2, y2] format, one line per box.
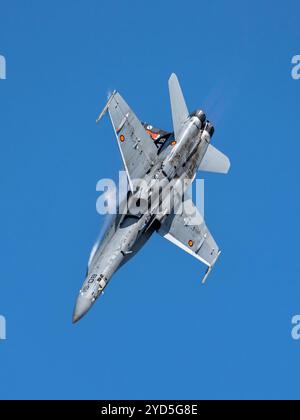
[72, 74, 230, 323]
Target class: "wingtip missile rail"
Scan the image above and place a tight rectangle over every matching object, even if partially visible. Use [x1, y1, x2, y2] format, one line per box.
[96, 90, 116, 124]
[201, 250, 221, 285]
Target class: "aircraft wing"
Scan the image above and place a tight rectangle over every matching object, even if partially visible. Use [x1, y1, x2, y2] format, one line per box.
[107, 92, 158, 190]
[158, 197, 220, 283]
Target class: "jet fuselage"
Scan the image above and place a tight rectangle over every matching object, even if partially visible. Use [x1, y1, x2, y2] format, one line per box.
[73, 113, 212, 323]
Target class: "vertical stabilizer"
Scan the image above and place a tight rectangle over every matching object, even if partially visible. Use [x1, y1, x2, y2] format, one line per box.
[168, 73, 189, 139]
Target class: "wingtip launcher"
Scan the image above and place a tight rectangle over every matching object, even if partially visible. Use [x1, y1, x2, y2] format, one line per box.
[202, 250, 221, 285]
[96, 90, 116, 124]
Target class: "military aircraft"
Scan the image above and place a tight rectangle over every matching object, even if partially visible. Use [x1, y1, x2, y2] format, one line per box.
[72, 74, 230, 323]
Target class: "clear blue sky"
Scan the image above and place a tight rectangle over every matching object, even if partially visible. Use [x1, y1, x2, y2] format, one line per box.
[0, 0, 300, 400]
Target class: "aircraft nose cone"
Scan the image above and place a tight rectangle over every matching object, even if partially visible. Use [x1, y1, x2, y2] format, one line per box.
[72, 295, 92, 324]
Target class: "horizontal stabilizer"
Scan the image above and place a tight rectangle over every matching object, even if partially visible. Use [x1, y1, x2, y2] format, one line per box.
[199, 144, 230, 174]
